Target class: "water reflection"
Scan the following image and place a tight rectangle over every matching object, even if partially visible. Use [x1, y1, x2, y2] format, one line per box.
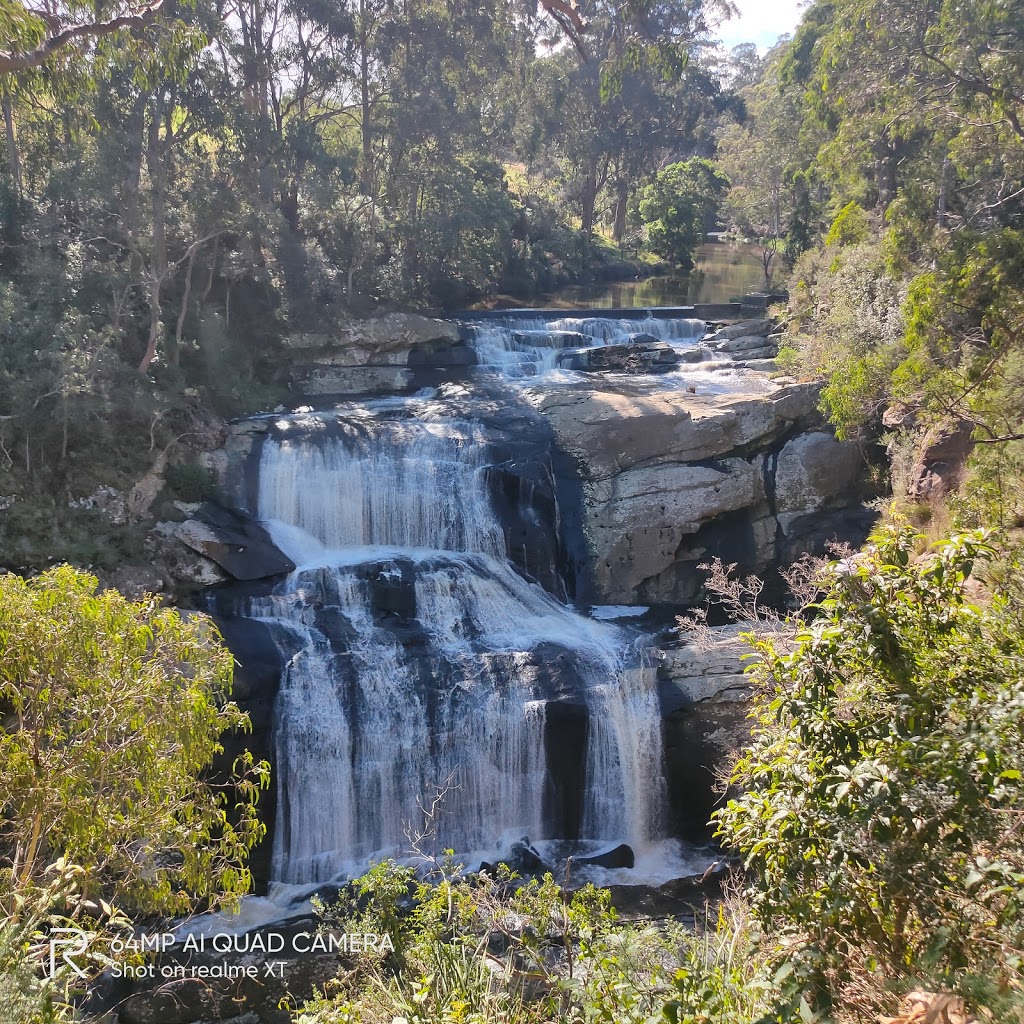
[543, 241, 770, 308]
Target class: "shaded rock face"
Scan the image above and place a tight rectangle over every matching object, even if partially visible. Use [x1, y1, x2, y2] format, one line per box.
[658, 624, 764, 840]
[284, 312, 460, 365]
[910, 418, 975, 501]
[533, 381, 873, 606]
[286, 313, 476, 397]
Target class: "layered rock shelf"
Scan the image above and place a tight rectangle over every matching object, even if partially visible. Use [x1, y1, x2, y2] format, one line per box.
[531, 379, 872, 606]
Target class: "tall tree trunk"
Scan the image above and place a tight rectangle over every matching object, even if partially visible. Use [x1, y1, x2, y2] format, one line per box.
[876, 134, 899, 208]
[139, 94, 168, 375]
[2, 88, 22, 195]
[937, 150, 951, 229]
[404, 184, 419, 283]
[611, 178, 628, 243]
[359, 0, 373, 197]
[122, 92, 148, 282]
[581, 161, 597, 238]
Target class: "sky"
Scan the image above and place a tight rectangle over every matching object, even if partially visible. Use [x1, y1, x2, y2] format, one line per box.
[716, 0, 805, 53]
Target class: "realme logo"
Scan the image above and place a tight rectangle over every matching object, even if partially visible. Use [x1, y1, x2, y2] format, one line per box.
[49, 928, 89, 979]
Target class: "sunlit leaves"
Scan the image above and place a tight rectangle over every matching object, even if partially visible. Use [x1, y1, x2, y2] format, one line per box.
[715, 526, 1024, 1011]
[0, 566, 269, 916]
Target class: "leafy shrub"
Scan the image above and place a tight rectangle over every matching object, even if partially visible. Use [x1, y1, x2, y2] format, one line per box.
[824, 202, 870, 248]
[637, 160, 730, 271]
[716, 526, 1024, 1019]
[786, 239, 908, 437]
[290, 856, 774, 1024]
[0, 566, 269, 915]
[164, 460, 219, 503]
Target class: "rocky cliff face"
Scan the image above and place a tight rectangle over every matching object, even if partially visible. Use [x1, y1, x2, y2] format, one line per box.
[658, 623, 763, 838]
[531, 379, 873, 606]
[285, 312, 474, 395]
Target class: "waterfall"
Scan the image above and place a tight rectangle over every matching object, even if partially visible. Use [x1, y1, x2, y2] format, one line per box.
[468, 314, 707, 375]
[242, 406, 668, 884]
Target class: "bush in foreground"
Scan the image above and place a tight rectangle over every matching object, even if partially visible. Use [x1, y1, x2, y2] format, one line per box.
[717, 527, 1024, 1020]
[0, 566, 269, 1018]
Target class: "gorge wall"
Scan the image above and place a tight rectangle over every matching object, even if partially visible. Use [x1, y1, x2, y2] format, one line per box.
[533, 381, 872, 606]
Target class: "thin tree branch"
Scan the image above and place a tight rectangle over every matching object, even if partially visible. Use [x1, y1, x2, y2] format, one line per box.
[0, 0, 168, 76]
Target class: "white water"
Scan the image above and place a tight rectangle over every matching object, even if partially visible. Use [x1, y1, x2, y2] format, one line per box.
[247, 412, 668, 884]
[469, 314, 707, 376]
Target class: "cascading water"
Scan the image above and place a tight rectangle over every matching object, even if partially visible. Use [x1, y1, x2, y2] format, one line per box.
[237, 403, 668, 885]
[468, 313, 708, 375]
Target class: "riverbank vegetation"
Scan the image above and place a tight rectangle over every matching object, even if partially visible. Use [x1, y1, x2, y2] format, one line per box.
[0, 0, 739, 558]
[720, 0, 1024, 530]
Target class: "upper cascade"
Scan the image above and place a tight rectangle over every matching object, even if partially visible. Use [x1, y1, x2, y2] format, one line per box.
[257, 414, 505, 564]
[466, 313, 707, 376]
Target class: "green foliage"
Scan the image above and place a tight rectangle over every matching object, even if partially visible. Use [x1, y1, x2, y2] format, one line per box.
[662, 904, 774, 1024]
[824, 201, 869, 248]
[637, 159, 729, 271]
[292, 857, 774, 1024]
[716, 526, 1024, 1017]
[0, 565, 269, 915]
[787, 239, 908, 437]
[164, 460, 219, 503]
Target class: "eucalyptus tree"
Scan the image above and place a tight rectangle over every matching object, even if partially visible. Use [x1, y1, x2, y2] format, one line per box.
[522, 0, 731, 247]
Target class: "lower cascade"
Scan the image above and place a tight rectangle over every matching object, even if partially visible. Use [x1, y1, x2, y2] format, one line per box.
[231, 400, 669, 885]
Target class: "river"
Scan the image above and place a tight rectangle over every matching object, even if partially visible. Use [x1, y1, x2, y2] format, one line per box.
[542, 241, 770, 308]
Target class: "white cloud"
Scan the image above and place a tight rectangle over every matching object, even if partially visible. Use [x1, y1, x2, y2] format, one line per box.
[716, 0, 805, 53]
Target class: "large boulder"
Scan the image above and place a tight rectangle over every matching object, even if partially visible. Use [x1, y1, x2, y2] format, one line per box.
[708, 318, 773, 342]
[532, 381, 870, 605]
[724, 344, 777, 361]
[150, 503, 295, 591]
[555, 341, 680, 373]
[710, 334, 778, 354]
[774, 431, 864, 520]
[171, 504, 295, 581]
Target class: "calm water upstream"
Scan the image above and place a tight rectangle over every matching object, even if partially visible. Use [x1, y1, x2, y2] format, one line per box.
[544, 241, 770, 308]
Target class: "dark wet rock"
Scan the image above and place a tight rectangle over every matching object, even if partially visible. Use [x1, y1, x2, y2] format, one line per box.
[606, 862, 734, 920]
[513, 330, 588, 349]
[406, 338, 478, 367]
[575, 843, 635, 869]
[167, 503, 295, 581]
[555, 341, 681, 373]
[507, 839, 550, 876]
